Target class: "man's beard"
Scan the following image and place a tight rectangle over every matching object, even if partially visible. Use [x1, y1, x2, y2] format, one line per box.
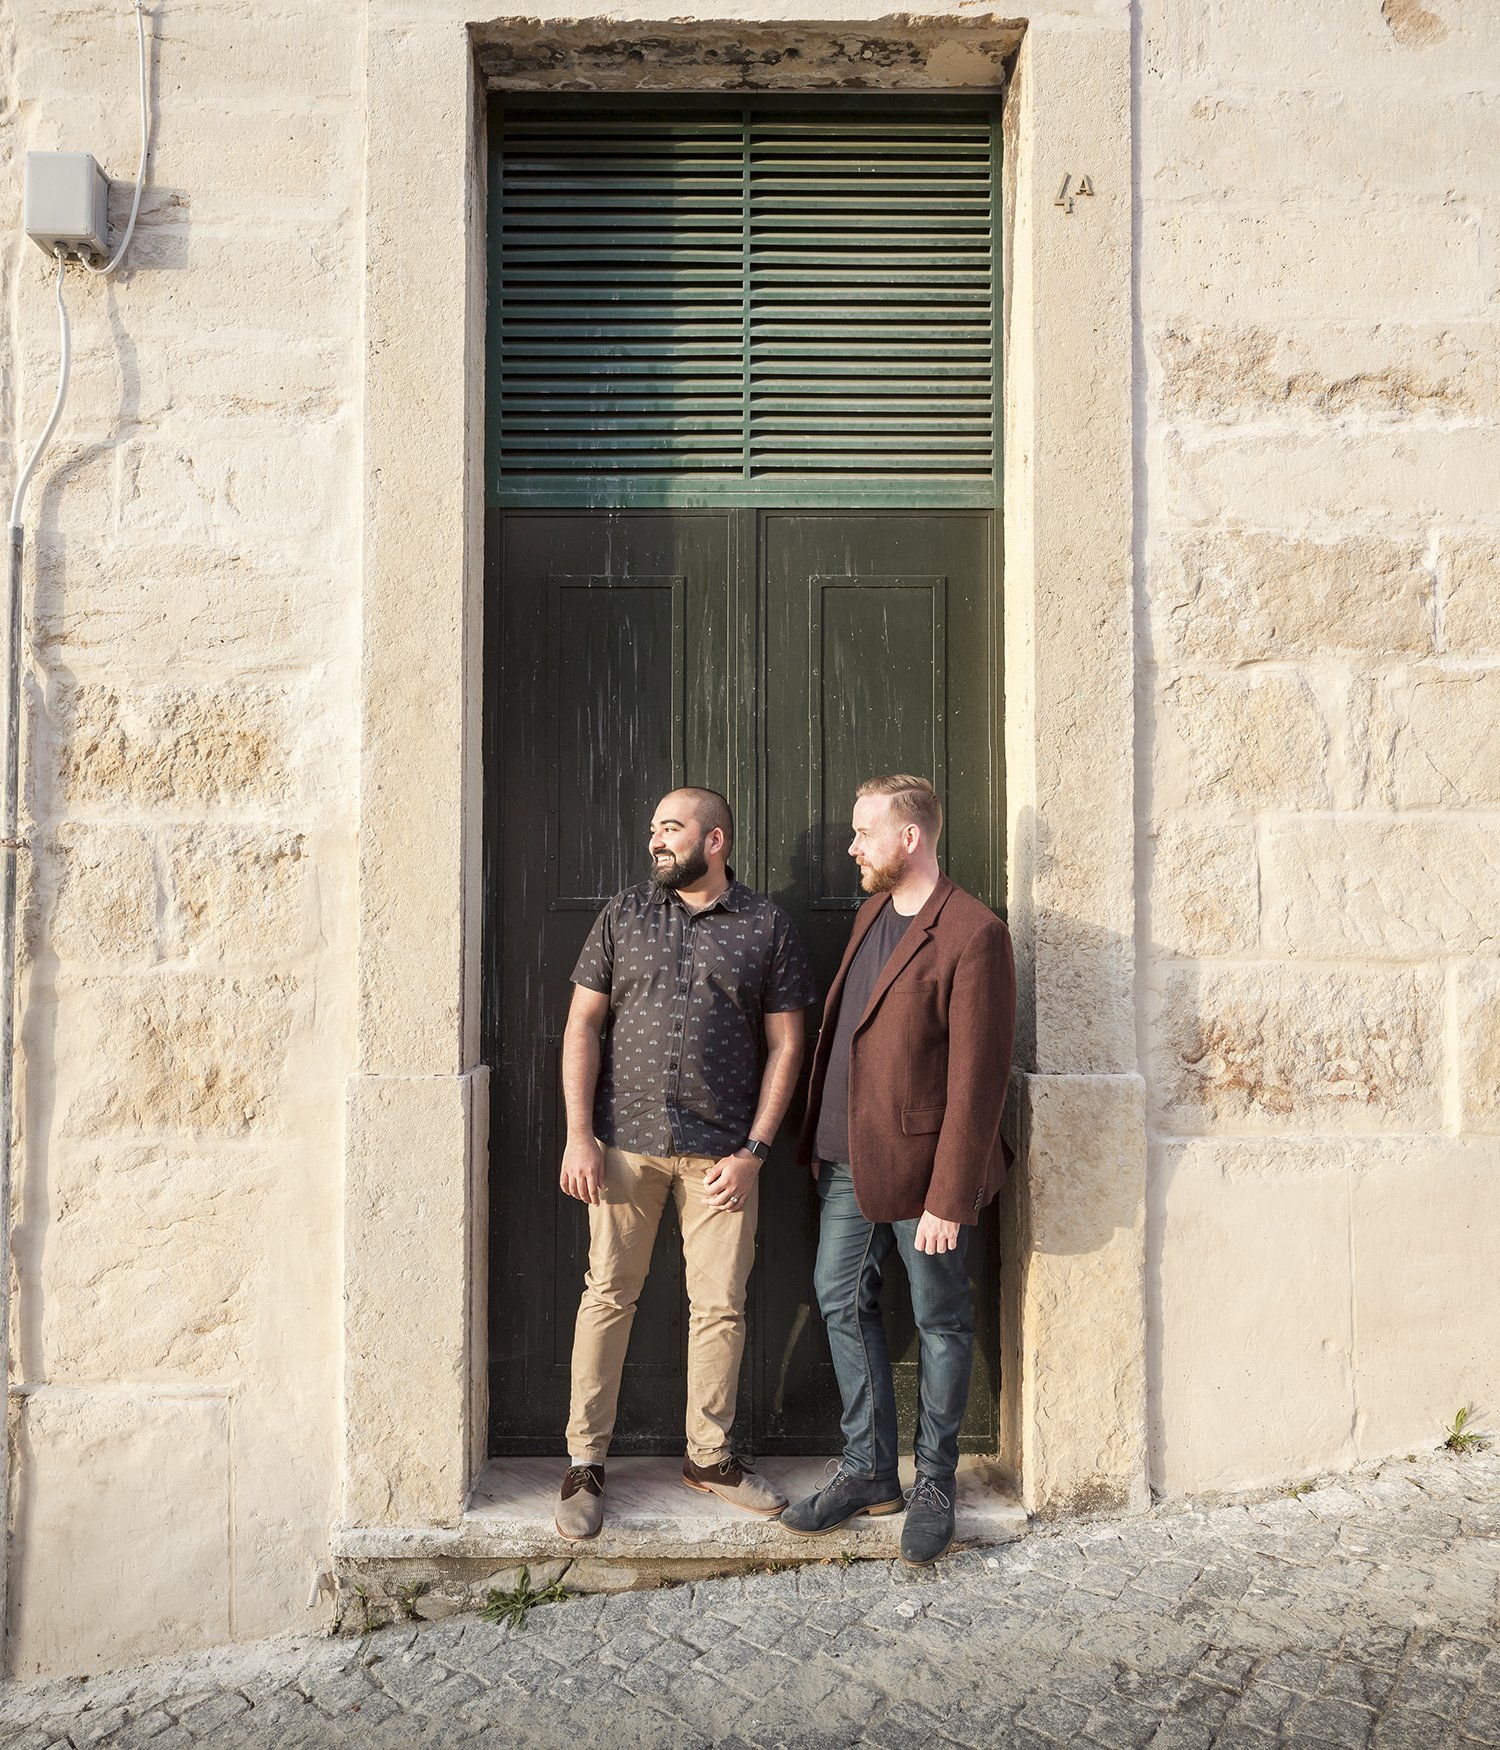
[652, 841, 710, 890]
[859, 849, 907, 894]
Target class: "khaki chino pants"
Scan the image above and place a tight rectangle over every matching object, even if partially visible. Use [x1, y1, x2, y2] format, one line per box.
[566, 1144, 759, 1467]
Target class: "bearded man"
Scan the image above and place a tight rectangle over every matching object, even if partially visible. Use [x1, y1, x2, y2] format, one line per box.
[554, 787, 815, 1539]
[780, 775, 1016, 1565]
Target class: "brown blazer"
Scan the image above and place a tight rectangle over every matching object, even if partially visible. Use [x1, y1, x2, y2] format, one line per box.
[796, 875, 1017, 1225]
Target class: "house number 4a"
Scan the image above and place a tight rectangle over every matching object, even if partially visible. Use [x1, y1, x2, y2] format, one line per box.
[1055, 173, 1094, 213]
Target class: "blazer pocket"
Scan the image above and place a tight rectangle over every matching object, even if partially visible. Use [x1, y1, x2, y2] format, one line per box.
[901, 1106, 946, 1135]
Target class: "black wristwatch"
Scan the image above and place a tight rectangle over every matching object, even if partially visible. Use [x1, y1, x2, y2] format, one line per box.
[742, 1137, 771, 1161]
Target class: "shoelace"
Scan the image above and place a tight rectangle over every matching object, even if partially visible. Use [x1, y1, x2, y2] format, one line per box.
[819, 1458, 899, 1498]
[564, 1465, 601, 1493]
[717, 1453, 757, 1476]
[904, 1475, 952, 1512]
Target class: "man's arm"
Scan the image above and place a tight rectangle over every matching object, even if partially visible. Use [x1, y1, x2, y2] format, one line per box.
[559, 984, 612, 1205]
[753, 1007, 806, 1140]
[703, 1008, 806, 1212]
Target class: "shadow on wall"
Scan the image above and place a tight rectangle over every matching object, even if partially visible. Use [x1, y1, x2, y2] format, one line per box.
[990, 806, 1161, 1515]
[5, 273, 153, 1659]
[6, 171, 267, 1674]
[7, 220, 128, 1648]
[13, 212, 166, 1390]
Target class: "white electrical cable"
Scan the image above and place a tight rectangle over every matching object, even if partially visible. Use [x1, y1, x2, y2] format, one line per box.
[7, 253, 72, 535]
[78, 0, 150, 278]
[9, 0, 146, 531]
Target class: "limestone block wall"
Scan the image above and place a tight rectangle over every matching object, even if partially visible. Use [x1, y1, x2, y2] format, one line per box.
[2, 0, 1499, 1681]
[1140, 0, 1500, 1492]
[1, 0, 364, 1673]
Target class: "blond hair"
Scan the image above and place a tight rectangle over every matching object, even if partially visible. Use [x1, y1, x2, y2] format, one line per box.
[855, 773, 942, 842]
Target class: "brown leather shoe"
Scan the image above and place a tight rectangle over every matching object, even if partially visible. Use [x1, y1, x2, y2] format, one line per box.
[682, 1454, 787, 1516]
[555, 1463, 605, 1539]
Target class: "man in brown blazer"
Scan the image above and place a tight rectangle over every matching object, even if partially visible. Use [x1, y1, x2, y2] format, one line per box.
[780, 774, 1015, 1564]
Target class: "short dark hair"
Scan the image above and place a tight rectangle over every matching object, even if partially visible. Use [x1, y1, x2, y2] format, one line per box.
[856, 773, 942, 842]
[672, 786, 734, 857]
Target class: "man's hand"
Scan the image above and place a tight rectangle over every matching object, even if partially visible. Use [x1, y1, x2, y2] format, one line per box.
[914, 1210, 961, 1255]
[703, 1150, 759, 1213]
[560, 1135, 605, 1205]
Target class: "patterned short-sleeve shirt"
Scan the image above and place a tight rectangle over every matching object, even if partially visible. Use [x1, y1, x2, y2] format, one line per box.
[571, 875, 817, 1158]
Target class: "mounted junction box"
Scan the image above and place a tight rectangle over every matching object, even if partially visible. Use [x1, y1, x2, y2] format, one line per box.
[23, 152, 110, 259]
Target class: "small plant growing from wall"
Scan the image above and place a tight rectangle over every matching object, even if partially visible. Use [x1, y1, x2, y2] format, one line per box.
[1443, 1407, 1489, 1454]
[349, 1581, 391, 1636]
[480, 1567, 570, 1629]
[394, 1580, 432, 1623]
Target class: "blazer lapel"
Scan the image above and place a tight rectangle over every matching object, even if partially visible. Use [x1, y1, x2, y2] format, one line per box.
[854, 875, 955, 1032]
[821, 895, 887, 1031]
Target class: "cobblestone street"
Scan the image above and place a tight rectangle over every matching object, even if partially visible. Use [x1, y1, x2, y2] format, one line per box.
[4, 1451, 1498, 1749]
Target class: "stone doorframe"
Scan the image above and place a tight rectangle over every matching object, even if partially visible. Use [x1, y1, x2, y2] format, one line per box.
[345, 5, 1143, 1541]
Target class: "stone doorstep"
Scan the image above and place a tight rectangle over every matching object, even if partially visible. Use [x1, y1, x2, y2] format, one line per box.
[333, 1455, 1027, 1582]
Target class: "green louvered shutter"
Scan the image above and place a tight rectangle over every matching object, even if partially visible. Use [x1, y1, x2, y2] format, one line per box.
[491, 101, 998, 506]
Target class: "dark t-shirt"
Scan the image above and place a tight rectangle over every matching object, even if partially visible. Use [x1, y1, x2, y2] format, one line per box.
[814, 901, 916, 1166]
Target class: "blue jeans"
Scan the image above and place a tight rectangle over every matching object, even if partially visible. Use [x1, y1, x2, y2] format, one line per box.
[813, 1160, 975, 1484]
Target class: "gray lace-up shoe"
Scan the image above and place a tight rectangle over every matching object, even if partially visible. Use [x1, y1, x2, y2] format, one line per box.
[899, 1472, 956, 1565]
[555, 1463, 605, 1539]
[682, 1453, 787, 1516]
[779, 1463, 904, 1535]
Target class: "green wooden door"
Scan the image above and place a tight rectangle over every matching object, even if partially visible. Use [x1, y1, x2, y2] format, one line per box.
[756, 511, 1001, 1451]
[487, 511, 744, 1451]
[485, 97, 1004, 1457]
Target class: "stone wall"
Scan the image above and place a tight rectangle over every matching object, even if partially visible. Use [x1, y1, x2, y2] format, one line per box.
[1, 0, 364, 1674]
[1, 0, 1497, 1679]
[1140, 0, 1500, 1491]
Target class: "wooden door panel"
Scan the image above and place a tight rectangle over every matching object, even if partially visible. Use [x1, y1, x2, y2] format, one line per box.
[488, 511, 737, 1452]
[549, 576, 684, 904]
[809, 575, 947, 906]
[758, 511, 1000, 1454]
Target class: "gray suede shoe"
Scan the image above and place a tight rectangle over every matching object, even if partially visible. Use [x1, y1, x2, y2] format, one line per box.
[899, 1473, 956, 1565]
[780, 1463, 904, 1536]
[682, 1453, 787, 1516]
[555, 1464, 605, 1539]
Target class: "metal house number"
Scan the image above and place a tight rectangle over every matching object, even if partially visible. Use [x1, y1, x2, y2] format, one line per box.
[1055, 173, 1094, 213]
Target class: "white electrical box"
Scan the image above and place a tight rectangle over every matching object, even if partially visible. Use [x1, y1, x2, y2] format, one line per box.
[23, 152, 110, 260]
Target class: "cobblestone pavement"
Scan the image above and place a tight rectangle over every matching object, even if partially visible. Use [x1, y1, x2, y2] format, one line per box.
[3, 1451, 1499, 1749]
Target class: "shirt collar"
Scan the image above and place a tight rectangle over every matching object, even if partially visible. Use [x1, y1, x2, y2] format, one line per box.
[651, 869, 745, 913]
